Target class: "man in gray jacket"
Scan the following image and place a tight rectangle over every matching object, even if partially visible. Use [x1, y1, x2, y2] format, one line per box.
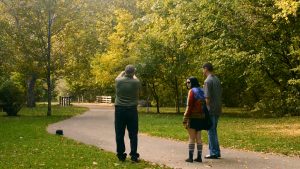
[115, 65, 141, 162]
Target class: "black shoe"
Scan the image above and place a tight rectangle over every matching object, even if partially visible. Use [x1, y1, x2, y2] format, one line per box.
[117, 153, 127, 161]
[194, 158, 202, 162]
[131, 156, 139, 163]
[130, 153, 140, 163]
[204, 155, 219, 159]
[185, 158, 193, 163]
[216, 154, 221, 158]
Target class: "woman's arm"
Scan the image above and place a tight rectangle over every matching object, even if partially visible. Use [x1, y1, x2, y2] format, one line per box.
[184, 90, 194, 117]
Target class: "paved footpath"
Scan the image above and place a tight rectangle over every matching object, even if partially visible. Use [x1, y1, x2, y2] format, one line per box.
[47, 104, 300, 169]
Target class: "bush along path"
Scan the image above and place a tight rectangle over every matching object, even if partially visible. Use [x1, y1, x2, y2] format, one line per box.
[47, 104, 300, 169]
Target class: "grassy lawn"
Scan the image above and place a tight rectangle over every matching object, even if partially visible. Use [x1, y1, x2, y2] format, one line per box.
[138, 107, 300, 157]
[0, 105, 167, 169]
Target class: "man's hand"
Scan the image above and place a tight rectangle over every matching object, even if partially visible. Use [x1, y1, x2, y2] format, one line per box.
[116, 71, 125, 79]
[205, 98, 210, 111]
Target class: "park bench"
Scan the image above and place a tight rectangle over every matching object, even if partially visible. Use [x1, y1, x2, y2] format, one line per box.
[96, 96, 112, 104]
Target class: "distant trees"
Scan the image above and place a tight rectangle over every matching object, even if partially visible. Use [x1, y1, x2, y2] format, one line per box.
[0, 0, 87, 115]
[0, 0, 299, 116]
[214, 0, 300, 115]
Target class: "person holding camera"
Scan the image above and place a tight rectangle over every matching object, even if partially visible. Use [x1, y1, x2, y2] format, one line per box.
[114, 65, 141, 162]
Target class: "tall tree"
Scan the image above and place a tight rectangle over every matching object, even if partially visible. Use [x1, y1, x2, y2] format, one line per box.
[222, 0, 300, 115]
[0, 0, 84, 115]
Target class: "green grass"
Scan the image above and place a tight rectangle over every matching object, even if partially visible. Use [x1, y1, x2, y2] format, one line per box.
[0, 105, 167, 169]
[138, 107, 300, 157]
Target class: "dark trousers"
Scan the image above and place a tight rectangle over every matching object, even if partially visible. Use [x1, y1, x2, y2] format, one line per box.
[115, 106, 138, 157]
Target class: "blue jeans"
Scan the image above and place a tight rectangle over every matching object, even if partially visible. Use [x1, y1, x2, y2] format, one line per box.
[208, 115, 220, 156]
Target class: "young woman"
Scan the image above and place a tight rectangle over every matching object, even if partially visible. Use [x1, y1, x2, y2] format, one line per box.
[183, 76, 208, 163]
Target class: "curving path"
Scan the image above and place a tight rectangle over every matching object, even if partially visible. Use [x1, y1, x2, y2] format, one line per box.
[47, 104, 300, 169]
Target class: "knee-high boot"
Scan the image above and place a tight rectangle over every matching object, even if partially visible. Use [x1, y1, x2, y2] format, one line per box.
[185, 143, 194, 162]
[194, 144, 202, 162]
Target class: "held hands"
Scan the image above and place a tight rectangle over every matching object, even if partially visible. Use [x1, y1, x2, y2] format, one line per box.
[206, 105, 210, 111]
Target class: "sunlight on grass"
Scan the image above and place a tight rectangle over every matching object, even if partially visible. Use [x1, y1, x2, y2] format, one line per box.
[138, 107, 300, 156]
[255, 124, 300, 136]
[0, 105, 167, 169]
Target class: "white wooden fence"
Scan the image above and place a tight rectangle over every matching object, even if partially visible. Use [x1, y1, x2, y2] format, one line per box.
[96, 96, 112, 104]
[59, 96, 72, 106]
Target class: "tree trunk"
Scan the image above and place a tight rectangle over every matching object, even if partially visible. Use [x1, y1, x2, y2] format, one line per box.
[174, 76, 180, 113]
[47, 2, 52, 116]
[26, 74, 37, 107]
[150, 83, 160, 113]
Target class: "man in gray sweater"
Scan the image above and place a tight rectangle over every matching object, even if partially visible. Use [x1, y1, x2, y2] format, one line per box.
[115, 65, 141, 162]
[202, 62, 222, 159]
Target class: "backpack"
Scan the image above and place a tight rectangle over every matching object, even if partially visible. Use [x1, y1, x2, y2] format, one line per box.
[192, 87, 212, 130]
[191, 87, 205, 100]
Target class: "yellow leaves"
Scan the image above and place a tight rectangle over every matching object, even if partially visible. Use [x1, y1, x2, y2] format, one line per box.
[92, 51, 123, 86]
[288, 78, 300, 85]
[113, 9, 133, 33]
[114, 9, 133, 22]
[273, 0, 299, 22]
[92, 8, 137, 87]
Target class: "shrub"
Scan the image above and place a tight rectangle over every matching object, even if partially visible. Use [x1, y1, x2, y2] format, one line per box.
[0, 80, 25, 116]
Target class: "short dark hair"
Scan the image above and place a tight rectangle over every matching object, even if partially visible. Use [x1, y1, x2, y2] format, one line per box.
[202, 62, 213, 71]
[125, 65, 135, 76]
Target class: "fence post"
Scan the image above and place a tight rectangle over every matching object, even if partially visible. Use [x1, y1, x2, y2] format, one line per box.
[59, 96, 62, 106]
[59, 96, 71, 106]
